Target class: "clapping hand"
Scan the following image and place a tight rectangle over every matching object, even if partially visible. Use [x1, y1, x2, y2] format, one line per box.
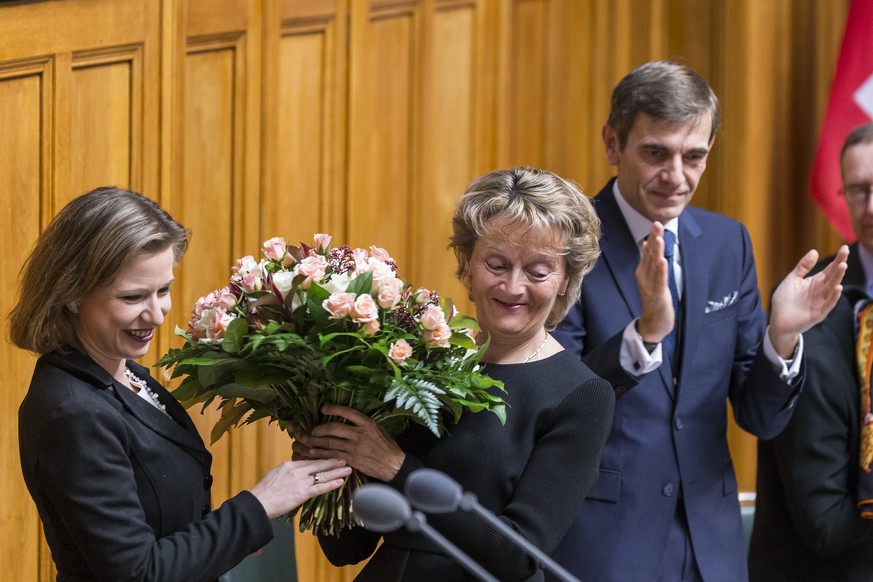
[769, 245, 849, 358]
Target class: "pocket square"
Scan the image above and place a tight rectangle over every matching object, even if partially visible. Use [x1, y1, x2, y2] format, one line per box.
[705, 291, 738, 313]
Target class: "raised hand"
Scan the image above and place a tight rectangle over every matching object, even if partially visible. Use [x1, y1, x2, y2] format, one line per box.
[635, 221, 674, 343]
[769, 244, 849, 358]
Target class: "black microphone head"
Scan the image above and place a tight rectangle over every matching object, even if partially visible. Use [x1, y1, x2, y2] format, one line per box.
[405, 468, 463, 513]
[352, 484, 412, 533]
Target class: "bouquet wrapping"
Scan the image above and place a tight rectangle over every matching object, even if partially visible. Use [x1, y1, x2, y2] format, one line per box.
[157, 234, 505, 535]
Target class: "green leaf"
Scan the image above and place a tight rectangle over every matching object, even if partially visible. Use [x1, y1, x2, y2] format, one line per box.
[197, 358, 236, 387]
[217, 383, 278, 403]
[171, 376, 203, 402]
[448, 332, 475, 350]
[345, 270, 373, 296]
[222, 317, 249, 353]
[307, 284, 331, 327]
[210, 400, 252, 444]
[449, 314, 478, 330]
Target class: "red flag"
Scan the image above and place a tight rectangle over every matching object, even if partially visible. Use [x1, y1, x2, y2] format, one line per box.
[810, 0, 873, 242]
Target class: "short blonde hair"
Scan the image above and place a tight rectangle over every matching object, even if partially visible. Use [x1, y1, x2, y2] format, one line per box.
[9, 187, 189, 354]
[450, 167, 600, 327]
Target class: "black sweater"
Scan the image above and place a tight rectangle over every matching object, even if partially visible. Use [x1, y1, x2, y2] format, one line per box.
[318, 349, 615, 581]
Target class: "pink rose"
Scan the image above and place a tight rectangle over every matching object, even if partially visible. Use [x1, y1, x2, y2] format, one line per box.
[214, 287, 237, 310]
[369, 245, 391, 262]
[361, 320, 381, 336]
[351, 248, 370, 272]
[388, 339, 413, 364]
[419, 304, 446, 330]
[294, 255, 327, 288]
[412, 287, 433, 304]
[366, 259, 398, 291]
[377, 283, 401, 309]
[207, 306, 236, 340]
[351, 294, 379, 323]
[424, 323, 451, 348]
[191, 294, 213, 320]
[189, 306, 236, 342]
[239, 272, 263, 293]
[262, 237, 287, 262]
[232, 255, 259, 276]
[323, 293, 356, 319]
[314, 233, 332, 252]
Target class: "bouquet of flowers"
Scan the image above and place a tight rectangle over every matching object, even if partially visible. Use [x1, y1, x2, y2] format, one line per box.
[157, 234, 505, 536]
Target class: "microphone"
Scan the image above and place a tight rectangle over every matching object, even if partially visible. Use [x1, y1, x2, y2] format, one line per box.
[405, 468, 581, 582]
[352, 484, 498, 582]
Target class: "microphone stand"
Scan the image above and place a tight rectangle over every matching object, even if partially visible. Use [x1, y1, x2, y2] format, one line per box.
[352, 484, 498, 582]
[405, 468, 581, 582]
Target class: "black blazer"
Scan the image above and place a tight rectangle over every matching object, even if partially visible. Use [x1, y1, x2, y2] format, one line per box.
[18, 349, 272, 582]
[750, 273, 873, 581]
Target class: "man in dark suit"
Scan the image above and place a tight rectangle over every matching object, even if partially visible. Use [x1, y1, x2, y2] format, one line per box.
[550, 61, 848, 582]
[749, 123, 873, 581]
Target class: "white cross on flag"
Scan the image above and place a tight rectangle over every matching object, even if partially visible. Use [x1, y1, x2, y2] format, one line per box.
[811, 0, 873, 241]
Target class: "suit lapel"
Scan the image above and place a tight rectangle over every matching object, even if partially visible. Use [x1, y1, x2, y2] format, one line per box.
[673, 211, 705, 394]
[45, 350, 211, 468]
[115, 364, 211, 467]
[596, 184, 645, 317]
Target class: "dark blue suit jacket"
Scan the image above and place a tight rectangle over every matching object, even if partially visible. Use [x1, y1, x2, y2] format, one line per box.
[551, 180, 803, 582]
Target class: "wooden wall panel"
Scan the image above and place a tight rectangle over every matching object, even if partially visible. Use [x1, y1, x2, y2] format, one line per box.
[70, 49, 141, 196]
[179, 37, 245, 503]
[412, 0, 480, 312]
[347, 1, 419, 268]
[0, 68, 44, 582]
[504, 0, 548, 167]
[269, 21, 334, 239]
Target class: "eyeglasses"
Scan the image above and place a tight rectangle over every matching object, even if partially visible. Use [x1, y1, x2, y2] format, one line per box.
[840, 183, 873, 205]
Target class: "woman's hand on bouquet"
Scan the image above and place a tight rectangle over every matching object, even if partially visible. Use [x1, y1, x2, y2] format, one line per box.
[291, 404, 406, 482]
[250, 458, 351, 519]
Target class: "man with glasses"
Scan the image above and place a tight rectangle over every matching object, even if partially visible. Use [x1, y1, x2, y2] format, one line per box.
[750, 123, 873, 581]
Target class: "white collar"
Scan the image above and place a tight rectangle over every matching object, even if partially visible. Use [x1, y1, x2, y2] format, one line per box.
[612, 181, 680, 248]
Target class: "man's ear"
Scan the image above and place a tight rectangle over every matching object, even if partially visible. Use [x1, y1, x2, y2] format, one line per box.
[603, 124, 621, 165]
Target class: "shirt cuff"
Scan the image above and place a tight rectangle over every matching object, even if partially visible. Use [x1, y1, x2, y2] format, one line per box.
[762, 326, 804, 382]
[620, 319, 663, 376]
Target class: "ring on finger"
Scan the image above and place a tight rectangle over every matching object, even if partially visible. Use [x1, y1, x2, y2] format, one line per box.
[313, 473, 321, 485]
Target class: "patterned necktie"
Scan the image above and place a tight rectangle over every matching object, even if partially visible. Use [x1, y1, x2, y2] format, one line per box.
[662, 230, 681, 371]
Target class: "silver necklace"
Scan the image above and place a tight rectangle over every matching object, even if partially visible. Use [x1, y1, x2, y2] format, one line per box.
[522, 331, 549, 363]
[124, 367, 169, 416]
